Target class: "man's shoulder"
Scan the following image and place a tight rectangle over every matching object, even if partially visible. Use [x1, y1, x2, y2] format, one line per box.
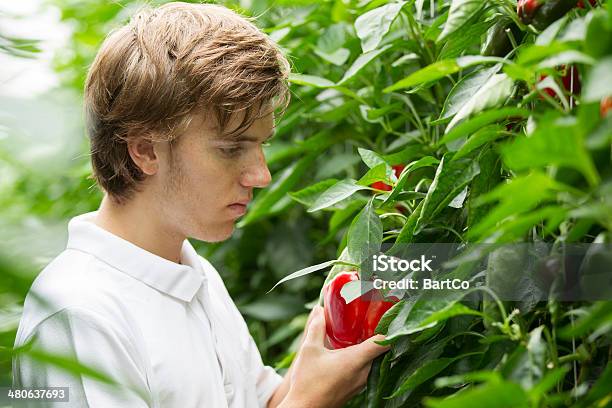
[32, 249, 116, 301]
[20, 249, 133, 333]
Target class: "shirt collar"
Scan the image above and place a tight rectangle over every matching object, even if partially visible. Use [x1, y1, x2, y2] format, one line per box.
[66, 212, 206, 302]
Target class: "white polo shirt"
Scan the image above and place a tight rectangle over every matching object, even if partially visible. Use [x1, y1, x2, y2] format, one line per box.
[13, 212, 283, 408]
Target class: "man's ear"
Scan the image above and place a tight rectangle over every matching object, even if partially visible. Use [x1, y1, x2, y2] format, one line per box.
[127, 137, 159, 176]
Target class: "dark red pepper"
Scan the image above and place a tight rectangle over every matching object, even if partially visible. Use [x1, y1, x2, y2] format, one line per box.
[370, 164, 406, 191]
[577, 0, 597, 8]
[518, 0, 542, 25]
[482, 20, 524, 57]
[323, 271, 398, 349]
[529, 0, 581, 30]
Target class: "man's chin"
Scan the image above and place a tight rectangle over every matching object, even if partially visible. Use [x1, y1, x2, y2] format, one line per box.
[191, 224, 235, 243]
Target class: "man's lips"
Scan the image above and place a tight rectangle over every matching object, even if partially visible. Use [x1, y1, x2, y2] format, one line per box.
[227, 201, 249, 216]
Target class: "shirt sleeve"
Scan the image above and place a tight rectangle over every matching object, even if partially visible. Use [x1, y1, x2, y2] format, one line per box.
[13, 306, 153, 408]
[247, 335, 284, 408]
[198, 255, 284, 407]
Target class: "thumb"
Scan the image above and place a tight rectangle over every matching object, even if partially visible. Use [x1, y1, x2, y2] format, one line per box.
[348, 334, 391, 362]
[303, 305, 326, 346]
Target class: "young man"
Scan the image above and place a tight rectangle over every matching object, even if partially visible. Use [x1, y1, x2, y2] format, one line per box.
[13, 2, 389, 407]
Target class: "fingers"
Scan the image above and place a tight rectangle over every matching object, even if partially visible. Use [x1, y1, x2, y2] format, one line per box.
[303, 305, 326, 347]
[344, 334, 391, 362]
[362, 334, 391, 359]
[298, 306, 322, 349]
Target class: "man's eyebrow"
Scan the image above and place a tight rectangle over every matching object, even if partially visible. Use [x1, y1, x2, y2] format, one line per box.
[233, 131, 275, 142]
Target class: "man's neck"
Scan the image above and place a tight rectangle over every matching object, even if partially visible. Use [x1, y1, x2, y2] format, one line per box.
[94, 195, 185, 264]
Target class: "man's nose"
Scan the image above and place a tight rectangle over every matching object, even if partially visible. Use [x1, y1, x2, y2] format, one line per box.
[240, 149, 272, 188]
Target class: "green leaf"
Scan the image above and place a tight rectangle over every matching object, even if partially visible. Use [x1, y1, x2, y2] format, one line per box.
[467, 148, 502, 230]
[338, 45, 393, 85]
[537, 50, 596, 69]
[468, 172, 571, 240]
[240, 154, 316, 226]
[382, 145, 427, 164]
[578, 362, 612, 407]
[288, 73, 335, 88]
[390, 200, 424, 247]
[529, 366, 570, 399]
[583, 57, 612, 103]
[385, 331, 466, 402]
[18, 348, 117, 387]
[347, 199, 383, 266]
[501, 117, 600, 187]
[317, 23, 348, 53]
[535, 16, 569, 46]
[358, 163, 393, 187]
[585, 11, 612, 59]
[437, 0, 484, 42]
[439, 19, 493, 60]
[358, 147, 390, 169]
[384, 290, 473, 341]
[388, 351, 483, 399]
[517, 42, 574, 66]
[525, 326, 547, 388]
[289, 179, 339, 207]
[446, 73, 515, 132]
[389, 358, 457, 398]
[268, 260, 337, 293]
[326, 200, 367, 241]
[384, 55, 503, 93]
[383, 156, 440, 205]
[309, 179, 369, 212]
[416, 154, 480, 233]
[355, 2, 407, 52]
[425, 381, 529, 408]
[314, 47, 351, 66]
[384, 60, 460, 92]
[438, 64, 502, 122]
[417, 302, 483, 330]
[316, 153, 361, 179]
[501, 341, 547, 391]
[453, 125, 507, 160]
[435, 370, 502, 388]
[438, 107, 530, 146]
[559, 301, 612, 339]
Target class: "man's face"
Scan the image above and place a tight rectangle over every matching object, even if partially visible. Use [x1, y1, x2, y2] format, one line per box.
[153, 109, 274, 243]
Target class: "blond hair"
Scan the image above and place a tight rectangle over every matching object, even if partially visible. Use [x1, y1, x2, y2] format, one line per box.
[84, 2, 290, 203]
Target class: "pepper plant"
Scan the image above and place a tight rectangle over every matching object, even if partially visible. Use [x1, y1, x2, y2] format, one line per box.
[257, 0, 612, 406]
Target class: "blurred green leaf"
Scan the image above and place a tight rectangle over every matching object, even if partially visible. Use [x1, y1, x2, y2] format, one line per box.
[355, 2, 407, 52]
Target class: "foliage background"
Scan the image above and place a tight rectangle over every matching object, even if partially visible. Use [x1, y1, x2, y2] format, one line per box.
[1, 0, 611, 406]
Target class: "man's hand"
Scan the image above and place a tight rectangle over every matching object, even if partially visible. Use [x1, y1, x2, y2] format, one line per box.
[277, 305, 390, 408]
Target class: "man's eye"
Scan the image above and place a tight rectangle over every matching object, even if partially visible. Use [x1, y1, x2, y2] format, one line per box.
[219, 145, 243, 156]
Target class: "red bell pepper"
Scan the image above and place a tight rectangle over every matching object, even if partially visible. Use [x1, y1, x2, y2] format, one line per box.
[577, 0, 596, 8]
[539, 65, 580, 99]
[323, 271, 398, 349]
[370, 164, 406, 191]
[601, 96, 612, 117]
